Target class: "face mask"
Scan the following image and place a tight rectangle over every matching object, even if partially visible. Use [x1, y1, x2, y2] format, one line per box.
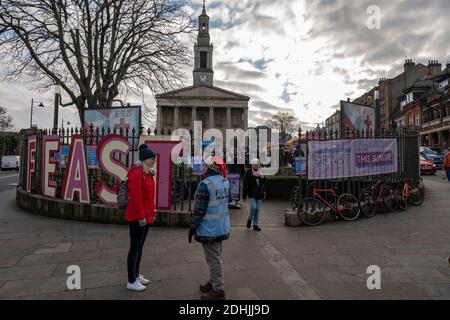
[143, 162, 156, 175]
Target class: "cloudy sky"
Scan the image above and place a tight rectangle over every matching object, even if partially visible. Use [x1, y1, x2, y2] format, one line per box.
[1, 0, 449, 131]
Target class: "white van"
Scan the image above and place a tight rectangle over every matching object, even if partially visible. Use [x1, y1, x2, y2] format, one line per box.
[1, 155, 20, 171]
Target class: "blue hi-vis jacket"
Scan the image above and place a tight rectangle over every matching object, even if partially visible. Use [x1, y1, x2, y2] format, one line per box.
[195, 174, 231, 240]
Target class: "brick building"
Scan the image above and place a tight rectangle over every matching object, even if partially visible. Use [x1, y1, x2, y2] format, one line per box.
[379, 60, 429, 130]
[390, 61, 450, 148]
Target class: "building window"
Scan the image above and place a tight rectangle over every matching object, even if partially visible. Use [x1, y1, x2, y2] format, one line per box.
[200, 51, 207, 69]
[400, 100, 407, 110]
[406, 92, 414, 104]
[415, 114, 420, 125]
[439, 79, 448, 91]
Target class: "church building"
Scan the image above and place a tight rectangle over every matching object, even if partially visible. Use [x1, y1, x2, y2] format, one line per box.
[155, 1, 250, 136]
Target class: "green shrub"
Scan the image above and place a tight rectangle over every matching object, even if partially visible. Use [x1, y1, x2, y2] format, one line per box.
[264, 176, 300, 200]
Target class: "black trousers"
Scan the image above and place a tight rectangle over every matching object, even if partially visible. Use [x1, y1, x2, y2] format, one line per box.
[127, 221, 150, 283]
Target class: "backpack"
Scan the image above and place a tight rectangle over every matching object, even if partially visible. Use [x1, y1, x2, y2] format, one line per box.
[116, 180, 129, 210]
[116, 167, 145, 210]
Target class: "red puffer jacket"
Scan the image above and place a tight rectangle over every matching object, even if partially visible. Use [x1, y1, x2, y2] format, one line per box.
[125, 165, 157, 224]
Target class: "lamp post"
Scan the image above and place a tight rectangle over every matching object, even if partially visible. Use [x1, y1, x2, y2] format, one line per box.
[374, 88, 380, 137]
[53, 83, 60, 133]
[30, 99, 45, 128]
[61, 118, 71, 131]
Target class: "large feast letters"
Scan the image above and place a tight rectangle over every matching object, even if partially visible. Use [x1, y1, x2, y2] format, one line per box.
[142, 139, 180, 210]
[61, 135, 91, 204]
[95, 134, 131, 205]
[26, 135, 37, 193]
[37, 134, 179, 209]
[41, 135, 59, 198]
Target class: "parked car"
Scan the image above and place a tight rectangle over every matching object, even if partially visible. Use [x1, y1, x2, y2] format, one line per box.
[419, 147, 443, 169]
[0, 155, 20, 171]
[429, 147, 446, 156]
[420, 155, 436, 175]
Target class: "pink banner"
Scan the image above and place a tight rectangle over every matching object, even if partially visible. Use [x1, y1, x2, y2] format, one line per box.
[307, 139, 398, 180]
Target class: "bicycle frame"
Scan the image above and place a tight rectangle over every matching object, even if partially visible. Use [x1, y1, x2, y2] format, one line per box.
[312, 188, 346, 213]
[368, 179, 385, 204]
[402, 181, 412, 201]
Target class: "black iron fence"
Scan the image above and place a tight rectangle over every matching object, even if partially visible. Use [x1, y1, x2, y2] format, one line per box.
[292, 126, 420, 202]
[18, 124, 420, 213]
[19, 125, 199, 212]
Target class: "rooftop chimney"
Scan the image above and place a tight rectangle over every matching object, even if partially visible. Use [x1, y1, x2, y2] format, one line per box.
[404, 59, 414, 73]
[428, 60, 442, 76]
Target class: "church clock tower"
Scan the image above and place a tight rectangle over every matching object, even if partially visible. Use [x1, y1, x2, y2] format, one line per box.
[193, 1, 214, 86]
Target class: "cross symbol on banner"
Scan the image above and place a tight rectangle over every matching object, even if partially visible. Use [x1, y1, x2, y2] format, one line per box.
[115, 118, 130, 131]
[364, 116, 372, 132]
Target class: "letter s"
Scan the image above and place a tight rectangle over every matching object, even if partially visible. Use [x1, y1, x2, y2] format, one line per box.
[95, 134, 131, 205]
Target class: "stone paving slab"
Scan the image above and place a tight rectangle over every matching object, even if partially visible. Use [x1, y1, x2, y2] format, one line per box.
[0, 178, 449, 299]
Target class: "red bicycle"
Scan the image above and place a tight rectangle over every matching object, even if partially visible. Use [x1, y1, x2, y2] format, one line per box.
[359, 176, 398, 218]
[298, 183, 361, 226]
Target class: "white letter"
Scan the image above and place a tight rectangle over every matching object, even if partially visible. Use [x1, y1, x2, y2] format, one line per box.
[366, 265, 381, 290]
[66, 265, 81, 290]
[366, 5, 381, 30]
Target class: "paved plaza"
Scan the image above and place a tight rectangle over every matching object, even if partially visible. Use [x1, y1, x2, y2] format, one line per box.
[0, 175, 449, 300]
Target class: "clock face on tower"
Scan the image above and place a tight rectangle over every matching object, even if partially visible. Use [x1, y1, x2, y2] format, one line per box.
[199, 74, 208, 83]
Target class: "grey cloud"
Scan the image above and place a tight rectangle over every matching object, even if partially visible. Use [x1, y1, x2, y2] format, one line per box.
[305, 0, 450, 68]
[216, 62, 267, 80]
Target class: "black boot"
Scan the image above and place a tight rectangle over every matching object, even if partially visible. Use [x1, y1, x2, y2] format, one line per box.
[199, 281, 213, 293]
[253, 225, 261, 232]
[201, 290, 226, 300]
[246, 218, 252, 229]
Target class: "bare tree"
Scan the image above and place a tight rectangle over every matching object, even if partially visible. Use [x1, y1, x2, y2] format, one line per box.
[0, 106, 14, 132]
[0, 0, 195, 125]
[265, 111, 298, 137]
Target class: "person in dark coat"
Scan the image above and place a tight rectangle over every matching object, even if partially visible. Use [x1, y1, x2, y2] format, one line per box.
[242, 158, 265, 231]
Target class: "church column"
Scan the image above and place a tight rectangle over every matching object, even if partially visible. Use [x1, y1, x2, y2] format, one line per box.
[156, 105, 162, 132]
[209, 106, 215, 128]
[226, 107, 232, 128]
[174, 106, 180, 130]
[192, 106, 197, 127]
[243, 107, 248, 130]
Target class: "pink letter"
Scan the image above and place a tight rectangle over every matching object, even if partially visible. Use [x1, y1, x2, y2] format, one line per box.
[41, 135, 59, 198]
[95, 134, 131, 205]
[26, 135, 37, 193]
[143, 140, 180, 210]
[61, 135, 90, 203]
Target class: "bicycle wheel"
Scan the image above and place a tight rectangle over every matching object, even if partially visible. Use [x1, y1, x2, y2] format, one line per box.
[409, 184, 425, 206]
[383, 185, 398, 212]
[172, 180, 185, 203]
[298, 197, 326, 226]
[337, 193, 360, 221]
[359, 189, 377, 218]
[396, 188, 408, 211]
[290, 186, 300, 210]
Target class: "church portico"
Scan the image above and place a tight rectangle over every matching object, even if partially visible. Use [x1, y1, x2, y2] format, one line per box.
[156, 1, 249, 137]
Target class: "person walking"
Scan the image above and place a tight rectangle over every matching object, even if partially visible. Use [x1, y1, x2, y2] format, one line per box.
[243, 158, 265, 232]
[443, 147, 450, 183]
[189, 156, 230, 300]
[125, 144, 157, 292]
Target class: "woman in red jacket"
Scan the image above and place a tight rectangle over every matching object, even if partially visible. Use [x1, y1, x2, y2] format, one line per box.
[125, 144, 157, 292]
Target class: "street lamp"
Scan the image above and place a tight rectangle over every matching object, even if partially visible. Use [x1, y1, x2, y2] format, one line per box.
[374, 88, 380, 137]
[61, 118, 71, 131]
[30, 99, 45, 128]
[53, 83, 61, 133]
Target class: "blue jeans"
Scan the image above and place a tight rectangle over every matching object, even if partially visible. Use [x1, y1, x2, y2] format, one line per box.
[248, 198, 262, 226]
[447, 169, 450, 182]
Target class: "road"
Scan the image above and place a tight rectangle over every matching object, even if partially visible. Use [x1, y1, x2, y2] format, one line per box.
[421, 169, 449, 185]
[0, 177, 449, 300]
[0, 171, 19, 193]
